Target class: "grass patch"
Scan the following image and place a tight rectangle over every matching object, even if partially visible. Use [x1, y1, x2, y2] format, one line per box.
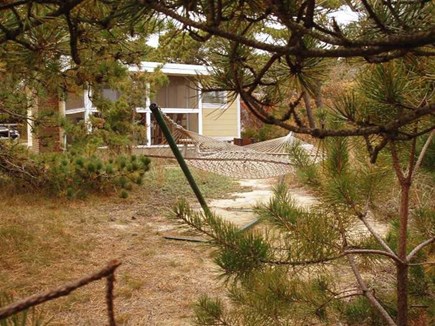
[141, 159, 248, 208]
[0, 158, 244, 324]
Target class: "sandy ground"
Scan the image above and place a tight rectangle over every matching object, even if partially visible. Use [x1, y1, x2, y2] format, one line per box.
[4, 177, 314, 325]
[65, 177, 318, 325]
[206, 178, 317, 228]
[2, 175, 395, 325]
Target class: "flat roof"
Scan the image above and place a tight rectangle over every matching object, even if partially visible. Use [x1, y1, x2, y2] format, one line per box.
[129, 62, 210, 76]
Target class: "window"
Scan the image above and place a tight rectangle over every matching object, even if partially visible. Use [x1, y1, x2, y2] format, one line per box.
[202, 90, 226, 105]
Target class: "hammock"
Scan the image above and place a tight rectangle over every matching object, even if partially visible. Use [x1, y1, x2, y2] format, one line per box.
[141, 113, 316, 179]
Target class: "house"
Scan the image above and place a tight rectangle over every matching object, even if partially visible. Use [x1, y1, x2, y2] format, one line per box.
[62, 62, 241, 148]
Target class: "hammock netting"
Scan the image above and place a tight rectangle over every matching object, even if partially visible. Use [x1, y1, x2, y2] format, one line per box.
[141, 113, 316, 179]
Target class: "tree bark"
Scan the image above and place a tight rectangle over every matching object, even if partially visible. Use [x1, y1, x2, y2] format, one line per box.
[391, 142, 414, 326]
[396, 180, 410, 326]
[302, 91, 315, 128]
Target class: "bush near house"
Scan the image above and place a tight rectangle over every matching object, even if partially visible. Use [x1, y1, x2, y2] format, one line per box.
[0, 141, 150, 198]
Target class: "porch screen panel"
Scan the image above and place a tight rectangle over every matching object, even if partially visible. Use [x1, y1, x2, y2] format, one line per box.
[65, 91, 84, 110]
[187, 80, 199, 108]
[153, 77, 196, 109]
[151, 113, 198, 145]
[155, 86, 168, 108]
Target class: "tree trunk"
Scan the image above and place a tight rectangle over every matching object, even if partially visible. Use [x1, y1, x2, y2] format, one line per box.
[302, 92, 315, 128]
[396, 180, 410, 326]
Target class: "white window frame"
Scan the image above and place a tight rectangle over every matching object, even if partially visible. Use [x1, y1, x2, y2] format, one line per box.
[201, 90, 228, 109]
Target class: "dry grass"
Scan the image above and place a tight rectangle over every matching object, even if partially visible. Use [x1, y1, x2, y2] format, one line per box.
[0, 162, 246, 325]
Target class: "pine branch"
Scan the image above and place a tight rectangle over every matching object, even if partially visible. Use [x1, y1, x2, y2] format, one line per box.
[390, 142, 406, 184]
[347, 255, 397, 326]
[411, 129, 434, 180]
[142, 1, 435, 59]
[406, 236, 435, 263]
[359, 211, 397, 257]
[0, 0, 85, 44]
[264, 254, 345, 266]
[361, 0, 390, 33]
[344, 249, 403, 264]
[315, 290, 363, 317]
[0, 260, 121, 322]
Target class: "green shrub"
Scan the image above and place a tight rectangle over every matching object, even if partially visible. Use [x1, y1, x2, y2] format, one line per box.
[48, 153, 150, 198]
[0, 142, 151, 198]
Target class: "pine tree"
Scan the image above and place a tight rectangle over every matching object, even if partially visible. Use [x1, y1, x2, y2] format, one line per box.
[1, 1, 434, 324]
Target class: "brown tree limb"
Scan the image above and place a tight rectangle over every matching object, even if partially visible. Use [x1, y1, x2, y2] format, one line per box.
[344, 249, 403, 264]
[361, 0, 390, 33]
[406, 237, 435, 263]
[347, 255, 397, 326]
[411, 129, 434, 180]
[141, 1, 435, 59]
[359, 213, 397, 257]
[302, 91, 316, 128]
[0, 0, 85, 44]
[0, 260, 121, 323]
[316, 290, 363, 317]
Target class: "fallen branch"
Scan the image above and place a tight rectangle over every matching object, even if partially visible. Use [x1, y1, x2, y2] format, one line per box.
[0, 260, 121, 326]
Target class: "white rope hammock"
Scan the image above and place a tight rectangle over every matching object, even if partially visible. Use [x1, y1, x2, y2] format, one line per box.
[142, 113, 316, 179]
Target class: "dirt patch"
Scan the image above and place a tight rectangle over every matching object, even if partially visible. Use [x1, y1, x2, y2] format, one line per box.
[203, 178, 317, 228]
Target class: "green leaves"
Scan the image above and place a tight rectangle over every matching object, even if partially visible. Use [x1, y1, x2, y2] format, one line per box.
[173, 200, 270, 279]
[257, 183, 342, 265]
[194, 296, 232, 326]
[256, 182, 299, 230]
[0, 143, 151, 198]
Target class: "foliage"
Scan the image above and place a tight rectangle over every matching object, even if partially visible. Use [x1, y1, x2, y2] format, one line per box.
[0, 0, 161, 154]
[181, 134, 433, 325]
[242, 124, 287, 143]
[146, 23, 206, 64]
[44, 152, 150, 198]
[0, 1, 434, 325]
[0, 141, 150, 198]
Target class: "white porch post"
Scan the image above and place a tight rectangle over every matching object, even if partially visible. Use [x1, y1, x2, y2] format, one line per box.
[146, 112, 151, 146]
[26, 87, 37, 151]
[83, 88, 93, 133]
[236, 94, 241, 138]
[27, 106, 33, 149]
[198, 83, 203, 135]
[145, 83, 151, 146]
[59, 100, 66, 150]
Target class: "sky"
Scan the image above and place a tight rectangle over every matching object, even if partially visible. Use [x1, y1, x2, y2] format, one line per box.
[329, 5, 360, 24]
[146, 5, 360, 48]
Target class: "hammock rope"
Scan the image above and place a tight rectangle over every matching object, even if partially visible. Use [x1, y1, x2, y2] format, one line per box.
[141, 112, 315, 179]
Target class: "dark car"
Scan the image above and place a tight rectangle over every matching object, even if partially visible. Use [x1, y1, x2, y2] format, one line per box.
[0, 125, 20, 140]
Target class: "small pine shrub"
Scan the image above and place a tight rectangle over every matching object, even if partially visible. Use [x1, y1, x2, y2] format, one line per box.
[119, 190, 129, 199]
[29, 151, 152, 198]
